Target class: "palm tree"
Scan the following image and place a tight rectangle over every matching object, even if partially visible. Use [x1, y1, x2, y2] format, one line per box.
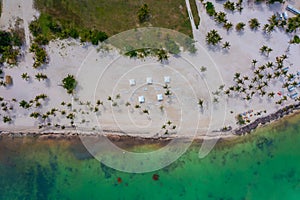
[260, 45, 268, 54]
[143, 109, 149, 114]
[266, 47, 273, 57]
[3, 116, 12, 123]
[281, 54, 288, 60]
[234, 73, 241, 80]
[35, 73, 48, 81]
[282, 82, 289, 88]
[223, 1, 235, 11]
[236, 78, 244, 84]
[198, 99, 204, 108]
[223, 22, 233, 31]
[167, 120, 172, 126]
[157, 49, 168, 63]
[125, 102, 131, 107]
[21, 73, 30, 81]
[252, 59, 258, 67]
[222, 41, 231, 49]
[254, 70, 260, 75]
[266, 62, 273, 69]
[163, 84, 169, 89]
[135, 104, 141, 109]
[206, 29, 222, 45]
[107, 96, 112, 101]
[19, 100, 30, 109]
[274, 71, 281, 78]
[165, 90, 172, 96]
[235, 22, 246, 32]
[268, 92, 275, 98]
[244, 95, 251, 101]
[248, 18, 260, 30]
[96, 100, 103, 105]
[258, 73, 264, 79]
[266, 73, 273, 80]
[225, 89, 230, 95]
[30, 112, 40, 119]
[214, 12, 227, 24]
[258, 65, 266, 71]
[243, 76, 249, 81]
[116, 94, 121, 99]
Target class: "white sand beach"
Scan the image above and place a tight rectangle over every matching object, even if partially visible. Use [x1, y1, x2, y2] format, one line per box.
[0, 0, 299, 139]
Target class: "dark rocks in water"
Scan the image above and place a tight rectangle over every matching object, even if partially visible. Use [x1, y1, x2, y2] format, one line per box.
[234, 103, 300, 136]
[256, 137, 273, 150]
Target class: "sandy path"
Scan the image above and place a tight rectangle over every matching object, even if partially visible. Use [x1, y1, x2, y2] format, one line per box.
[185, 0, 197, 32]
[0, 0, 36, 49]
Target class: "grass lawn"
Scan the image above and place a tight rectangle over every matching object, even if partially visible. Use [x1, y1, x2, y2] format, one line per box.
[189, 0, 200, 28]
[34, 0, 193, 37]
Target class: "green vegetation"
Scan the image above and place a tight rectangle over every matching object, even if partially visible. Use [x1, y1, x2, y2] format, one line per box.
[236, 114, 245, 125]
[165, 38, 180, 55]
[290, 35, 300, 44]
[223, 1, 235, 12]
[235, 22, 246, 31]
[206, 29, 222, 45]
[223, 22, 233, 31]
[205, 2, 216, 17]
[62, 74, 77, 94]
[29, 14, 108, 45]
[30, 43, 48, 68]
[34, 0, 193, 37]
[286, 15, 300, 33]
[214, 12, 227, 24]
[35, 73, 48, 81]
[138, 4, 150, 23]
[189, 0, 200, 28]
[248, 18, 260, 30]
[0, 31, 22, 65]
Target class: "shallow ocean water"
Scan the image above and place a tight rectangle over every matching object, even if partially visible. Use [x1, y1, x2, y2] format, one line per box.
[0, 114, 300, 200]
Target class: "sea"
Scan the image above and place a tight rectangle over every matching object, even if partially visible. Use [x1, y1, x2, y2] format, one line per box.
[0, 114, 300, 200]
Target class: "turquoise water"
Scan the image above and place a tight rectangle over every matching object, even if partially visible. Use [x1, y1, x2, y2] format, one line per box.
[0, 114, 300, 200]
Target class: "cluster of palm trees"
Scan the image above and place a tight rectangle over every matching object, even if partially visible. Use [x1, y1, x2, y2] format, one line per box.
[0, 97, 14, 123]
[35, 73, 48, 81]
[225, 53, 299, 108]
[125, 48, 169, 63]
[206, 30, 222, 45]
[260, 45, 273, 57]
[161, 120, 176, 135]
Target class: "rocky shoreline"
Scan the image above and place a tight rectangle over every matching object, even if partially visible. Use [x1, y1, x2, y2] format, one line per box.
[234, 103, 300, 135]
[1, 103, 300, 140]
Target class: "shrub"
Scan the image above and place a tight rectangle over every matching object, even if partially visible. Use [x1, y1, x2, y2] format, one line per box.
[205, 2, 216, 16]
[62, 74, 77, 94]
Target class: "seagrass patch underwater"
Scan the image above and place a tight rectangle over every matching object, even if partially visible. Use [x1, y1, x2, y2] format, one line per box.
[0, 114, 300, 200]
